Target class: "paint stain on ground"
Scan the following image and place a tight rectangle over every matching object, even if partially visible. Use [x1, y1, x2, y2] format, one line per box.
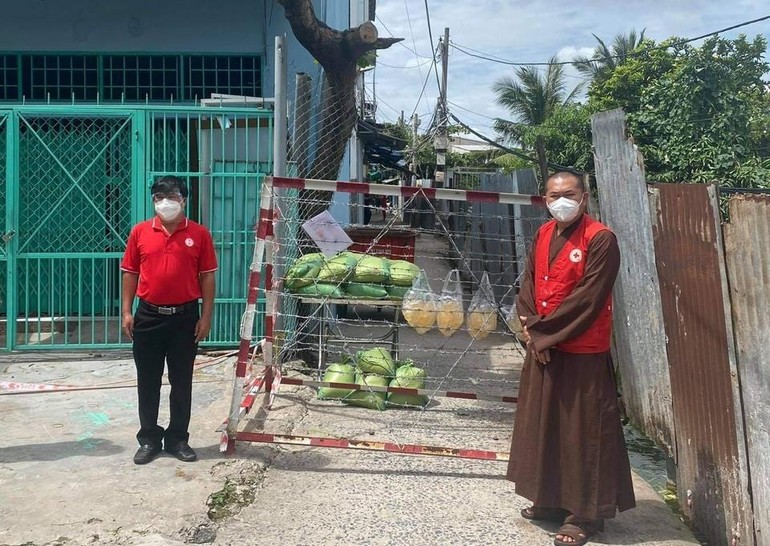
[176, 469, 195, 481]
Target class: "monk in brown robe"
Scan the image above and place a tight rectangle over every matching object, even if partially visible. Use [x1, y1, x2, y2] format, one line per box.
[507, 172, 635, 546]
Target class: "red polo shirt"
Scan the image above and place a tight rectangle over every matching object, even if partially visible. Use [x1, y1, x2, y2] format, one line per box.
[121, 217, 218, 305]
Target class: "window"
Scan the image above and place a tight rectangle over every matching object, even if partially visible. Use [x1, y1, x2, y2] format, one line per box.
[22, 55, 98, 101]
[0, 55, 19, 100]
[103, 55, 179, 102]
[0, 53, 262, 103]
[186, 56, 261, 100]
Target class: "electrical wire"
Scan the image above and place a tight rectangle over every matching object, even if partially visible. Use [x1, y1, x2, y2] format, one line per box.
[450, 14, 770, 67]
[377, 58, 434, 69]
[375, 14, 433, 59]
[422, 0, 443, 95]
[409, 55, 438, 120]
[449, 113, 584, 175]
[402, 0, 431, 116]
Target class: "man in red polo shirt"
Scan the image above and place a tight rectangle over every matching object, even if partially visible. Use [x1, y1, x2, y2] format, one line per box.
[121, 175, 217, 465]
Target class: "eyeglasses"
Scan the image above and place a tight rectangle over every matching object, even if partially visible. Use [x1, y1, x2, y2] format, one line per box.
[152, 192, 184, 202]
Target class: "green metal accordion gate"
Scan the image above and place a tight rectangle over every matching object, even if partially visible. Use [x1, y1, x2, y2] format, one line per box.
[0, 104, 272, 350]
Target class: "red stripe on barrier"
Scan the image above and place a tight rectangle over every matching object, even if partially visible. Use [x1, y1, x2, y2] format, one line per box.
[240, 376, 265, 410]
[401, 186, 436, 199]
[530, 195, 545, 206]
[235, 432, 509, 461]
[445, 391, 478, 400]
[466, 190, 500, 204]
[271, 176, 305, 189]
[246, 271, 261, 305]
[502, 396, 518, 404]
[337, 181, 369, 194]
[234, 338, 252, 379]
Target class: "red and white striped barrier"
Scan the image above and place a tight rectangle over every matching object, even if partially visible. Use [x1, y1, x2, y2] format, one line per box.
[222, 175, 537, 457]
[236, 431, 510, 462]
[270, 176, 546, 206]
[224, 182, 275, 454]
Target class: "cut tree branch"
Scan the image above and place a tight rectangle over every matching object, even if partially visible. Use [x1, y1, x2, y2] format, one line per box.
[277, 0, 403, 72]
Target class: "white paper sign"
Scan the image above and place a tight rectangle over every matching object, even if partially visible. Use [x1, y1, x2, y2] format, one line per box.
[301, 210, 353, 257]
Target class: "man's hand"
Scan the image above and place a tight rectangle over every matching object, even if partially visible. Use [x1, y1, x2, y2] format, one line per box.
[520, 315, 550, 364]
[195, 317, 212, 343]
[122, 312, 134, 341]
[519, 316, 531, 344]
[535, 348, 551, 365]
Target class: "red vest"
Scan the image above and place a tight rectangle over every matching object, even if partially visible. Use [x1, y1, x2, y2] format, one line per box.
[534, 215, 613, 353]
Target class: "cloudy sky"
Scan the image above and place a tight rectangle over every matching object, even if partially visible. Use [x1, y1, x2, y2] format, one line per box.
[370, 0, 770, 137]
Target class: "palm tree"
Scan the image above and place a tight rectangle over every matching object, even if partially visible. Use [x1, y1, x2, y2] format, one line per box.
[573, 29, 646, 81]
[492, 57, 582, 184]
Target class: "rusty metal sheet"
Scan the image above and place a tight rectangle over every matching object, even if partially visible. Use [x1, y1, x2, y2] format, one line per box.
[724, 195, 770, 546]
[650, 183, 753, 546]
[592, 109, 675, 454]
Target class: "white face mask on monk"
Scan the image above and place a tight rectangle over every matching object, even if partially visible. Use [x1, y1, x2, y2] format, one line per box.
[155, 199, 182, 222]
[547, 196, 583, 223]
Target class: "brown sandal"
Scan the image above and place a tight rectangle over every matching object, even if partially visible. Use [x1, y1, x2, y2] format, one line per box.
[553, 518, 603, 546]
[520, 506, 568, 522]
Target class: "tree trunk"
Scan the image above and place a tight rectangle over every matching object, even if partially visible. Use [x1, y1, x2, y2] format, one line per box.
[277, 0, 402, 221]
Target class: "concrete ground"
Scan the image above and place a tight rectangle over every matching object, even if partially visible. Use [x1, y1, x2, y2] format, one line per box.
[0, 234, 700, 546]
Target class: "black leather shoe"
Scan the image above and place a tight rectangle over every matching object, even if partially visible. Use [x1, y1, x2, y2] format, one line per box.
[165, 441, 198, 462]
[133, 444, 161, 465]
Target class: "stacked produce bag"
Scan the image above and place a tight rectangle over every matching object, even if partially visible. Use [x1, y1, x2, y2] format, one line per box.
[317, 347, 428, 410]
[285, 251, 420, 300]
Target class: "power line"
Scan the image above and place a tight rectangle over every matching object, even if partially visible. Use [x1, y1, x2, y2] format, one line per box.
[449, 113, 584, 175]
[447, 100, 498, 121]
[409, 59, 437, 120]
[377, 58, 434, 69]
[422, 0, 443, 94]
[450, 14, 770, 67]
[375, 14, 433, 59]
[401, 0, 432, 115]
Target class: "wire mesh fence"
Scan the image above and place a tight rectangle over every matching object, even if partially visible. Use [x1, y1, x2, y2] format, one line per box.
[249, 176, 550, 427]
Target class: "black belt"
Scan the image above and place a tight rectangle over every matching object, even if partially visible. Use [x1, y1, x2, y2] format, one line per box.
[139, 299, 198, 316]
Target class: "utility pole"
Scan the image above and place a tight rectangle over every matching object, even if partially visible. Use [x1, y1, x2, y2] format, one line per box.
[410, 113, 421, 186]
[434, 27, 449, 187]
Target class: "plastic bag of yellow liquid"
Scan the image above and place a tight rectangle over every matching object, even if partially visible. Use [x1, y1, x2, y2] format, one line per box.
[401, 269, 437, 334]
[436, 269, 464, 337]
[503, 304, 525, 339]
[466, 271, 498, 339]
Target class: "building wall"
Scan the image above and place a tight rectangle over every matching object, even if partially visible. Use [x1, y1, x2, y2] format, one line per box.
[0, 0, 266, 53]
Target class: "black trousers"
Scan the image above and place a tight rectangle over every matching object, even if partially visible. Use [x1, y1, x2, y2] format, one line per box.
[132, 301, 199, 447]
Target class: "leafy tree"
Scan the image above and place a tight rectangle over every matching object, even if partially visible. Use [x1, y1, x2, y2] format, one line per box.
[591, 35, 770, 187]
[573, 29, 646, 83]
[516, 102, 596, 174]
[492, 58, 582, 184]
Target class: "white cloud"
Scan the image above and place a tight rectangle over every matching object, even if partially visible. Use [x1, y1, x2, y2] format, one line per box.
[556, 46, 597, 63]
[371, 0, 770, 133]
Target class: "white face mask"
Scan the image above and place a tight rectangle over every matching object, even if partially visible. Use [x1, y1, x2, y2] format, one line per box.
[547, 196, 583, 223]
[155, 199, 183, 222]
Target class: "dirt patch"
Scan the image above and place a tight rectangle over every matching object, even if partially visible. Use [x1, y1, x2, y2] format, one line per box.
[205, 459, 270, 521]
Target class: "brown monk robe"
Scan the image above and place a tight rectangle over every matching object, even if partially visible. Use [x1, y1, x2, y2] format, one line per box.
[507, 220, 636, 522]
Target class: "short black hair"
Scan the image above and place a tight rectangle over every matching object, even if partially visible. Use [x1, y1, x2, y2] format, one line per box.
[545, 171, 585, 193]
[151, 175, 188, 197]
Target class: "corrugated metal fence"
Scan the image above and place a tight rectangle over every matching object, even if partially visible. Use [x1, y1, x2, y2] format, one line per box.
[593, 108, 769, 546]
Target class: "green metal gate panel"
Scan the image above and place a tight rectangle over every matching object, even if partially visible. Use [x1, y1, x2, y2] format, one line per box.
[147, 108, 273, 348]
[1, 105, 273, 351]
[0, 114, 7, 350]
[14, 113, 134, 348]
